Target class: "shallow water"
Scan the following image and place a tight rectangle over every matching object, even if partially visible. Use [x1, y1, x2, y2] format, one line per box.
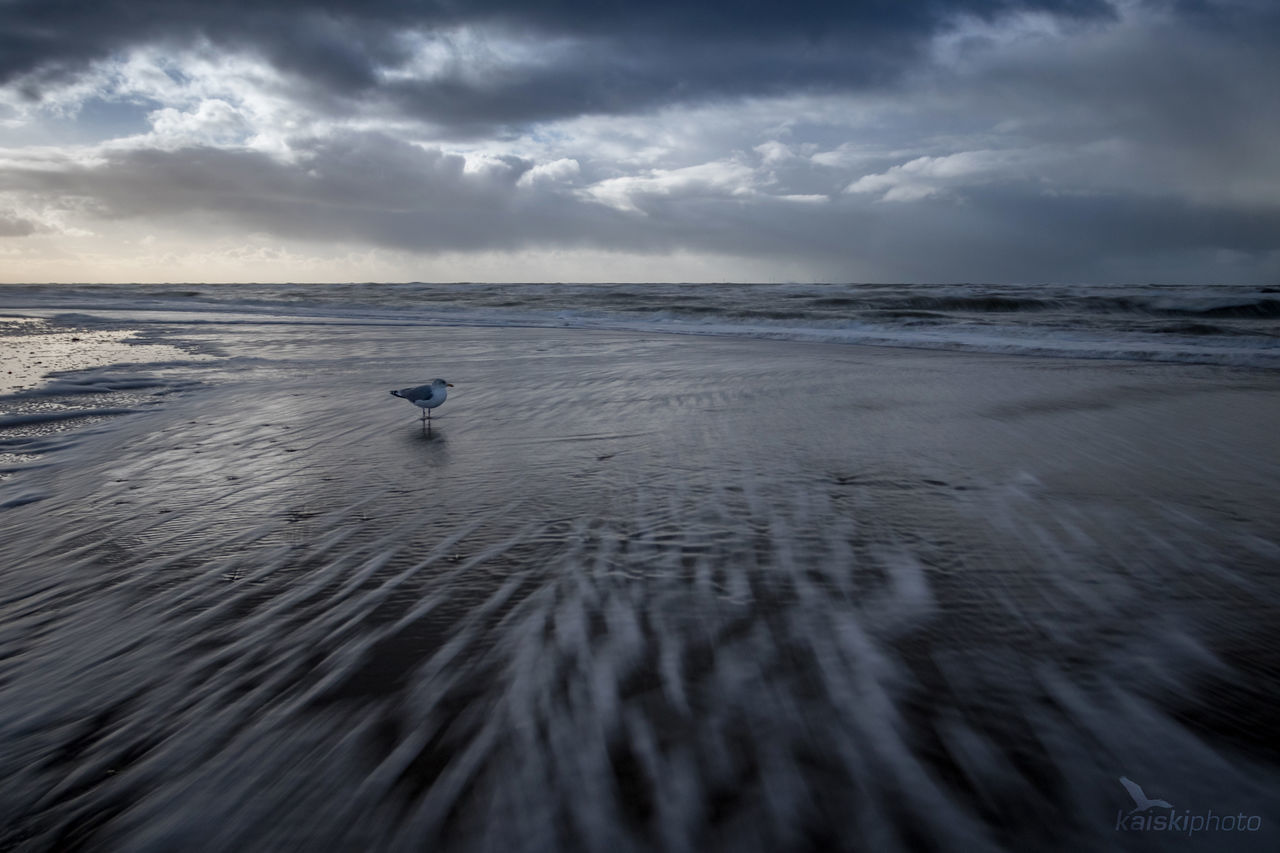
[1, 319, 1279, 851]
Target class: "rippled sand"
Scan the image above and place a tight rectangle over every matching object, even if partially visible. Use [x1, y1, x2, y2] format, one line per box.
[1, 322, 1278, 851]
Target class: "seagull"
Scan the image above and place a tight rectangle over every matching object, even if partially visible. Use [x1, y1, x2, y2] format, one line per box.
[390, 378, 453, 424]
[1119, 777, 1173, 814]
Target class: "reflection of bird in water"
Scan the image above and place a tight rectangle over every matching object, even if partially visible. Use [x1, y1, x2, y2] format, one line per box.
[391, 378, 453, 425]
[1119, 777, 1173, 813]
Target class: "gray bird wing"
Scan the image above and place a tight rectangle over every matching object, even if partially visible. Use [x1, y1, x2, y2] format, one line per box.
[396, 384, 435, 401]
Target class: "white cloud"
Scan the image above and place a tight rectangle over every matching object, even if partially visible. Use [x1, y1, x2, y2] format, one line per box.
[0, 45, 334, 159]
[458, 152, 517, 177]
[811, 143, 885, 169]
[754, 140, 794, 165]
[146, 99, 252, 149]
[846, 149, 1049, 201]
[0, 191, 96, 237]
[516, 157, 580, 188]
[583, 159, 759, 213]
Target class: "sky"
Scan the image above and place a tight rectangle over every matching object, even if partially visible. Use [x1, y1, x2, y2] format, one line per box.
[0, 0, 1277, 284]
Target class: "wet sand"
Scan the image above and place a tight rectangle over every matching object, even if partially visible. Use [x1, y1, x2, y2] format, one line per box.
[0, 317, 202, 396]
[1, 322, 1278, 851]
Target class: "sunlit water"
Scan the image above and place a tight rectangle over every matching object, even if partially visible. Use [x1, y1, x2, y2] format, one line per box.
[1, 312, 1279, 851]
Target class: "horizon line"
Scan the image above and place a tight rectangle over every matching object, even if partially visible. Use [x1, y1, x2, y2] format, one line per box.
[0, 280, 1260, 288]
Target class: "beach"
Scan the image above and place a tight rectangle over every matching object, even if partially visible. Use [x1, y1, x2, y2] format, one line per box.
[2, 310, 1279, 851]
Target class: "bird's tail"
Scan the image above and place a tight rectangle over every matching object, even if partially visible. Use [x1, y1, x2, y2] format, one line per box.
[389, 390, 401, 397]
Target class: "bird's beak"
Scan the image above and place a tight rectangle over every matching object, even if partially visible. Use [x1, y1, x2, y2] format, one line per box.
[447, 383, 454, 387]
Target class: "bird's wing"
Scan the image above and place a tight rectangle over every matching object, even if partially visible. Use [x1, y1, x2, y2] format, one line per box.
[397, 384, 434, 400]
[1119, 778, 1145, 803]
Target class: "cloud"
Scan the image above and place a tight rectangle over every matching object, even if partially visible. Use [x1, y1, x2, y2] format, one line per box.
[2, 132, 629, 253]
[146, 99, 253, 149]
[584, 160, 761, 213]
[0, 211, 38, 237]
[516, 158, 580, 188]
[0, 0, 1278, 282]
[0, 0, 1122, 134]
[846, 149, 1061, 201]
[9, 124, 1273, 278]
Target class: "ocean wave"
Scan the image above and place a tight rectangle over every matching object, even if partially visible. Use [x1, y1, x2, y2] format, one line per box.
[3, 282, 1277, 369]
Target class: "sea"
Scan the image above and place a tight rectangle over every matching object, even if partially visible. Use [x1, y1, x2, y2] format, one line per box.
[1, 280, 1277, 367]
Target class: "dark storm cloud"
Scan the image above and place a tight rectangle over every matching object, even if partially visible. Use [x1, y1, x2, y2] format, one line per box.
[375, 37, 908, 136]
[8, 130, 1277, 282]
[3, 0, 1277, 282]
[615, 182, 1280, 281]
[0, 0, 1118, 78]
[3, 133, 624, 251]
[847, 188, 1280, 282]
[1, 0, 1120, 130]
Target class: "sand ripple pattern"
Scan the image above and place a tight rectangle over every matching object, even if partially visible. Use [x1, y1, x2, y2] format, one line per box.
[1, 324, 1278, 852]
